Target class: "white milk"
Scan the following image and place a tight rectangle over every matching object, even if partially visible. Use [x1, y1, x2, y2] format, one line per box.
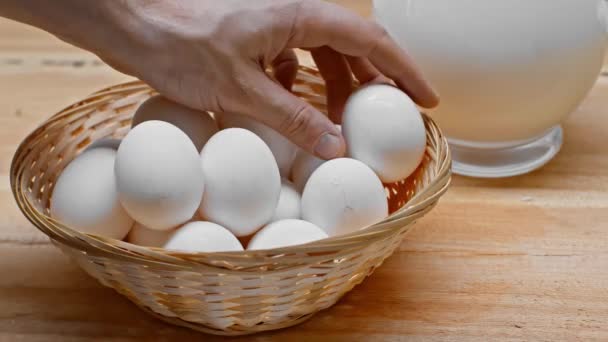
[374, 0, 607, 144]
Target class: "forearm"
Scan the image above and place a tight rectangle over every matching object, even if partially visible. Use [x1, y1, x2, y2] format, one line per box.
[0, 1, 138, 62]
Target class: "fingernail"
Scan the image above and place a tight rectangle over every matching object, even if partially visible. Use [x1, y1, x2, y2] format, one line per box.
[431, 88, 440, 105]
[314, 133, 343, 160]
[427, 84, 441, 107]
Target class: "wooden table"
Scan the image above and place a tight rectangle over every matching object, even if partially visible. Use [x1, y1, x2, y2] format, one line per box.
[2, 2, 608, 341]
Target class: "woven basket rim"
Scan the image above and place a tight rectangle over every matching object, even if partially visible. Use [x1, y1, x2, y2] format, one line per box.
[10, 66, 451, 271]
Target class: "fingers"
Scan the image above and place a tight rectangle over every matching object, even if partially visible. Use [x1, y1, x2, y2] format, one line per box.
[311, 46, 353, 123]
[345, 56, 391, 85]
[245, 69, 345, 160]
[272, 49, 299, 90]
[366, 35, 439, 108]
[289, 0, 439, 108]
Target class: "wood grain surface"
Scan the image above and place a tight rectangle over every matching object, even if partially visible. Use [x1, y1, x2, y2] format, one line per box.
[2, 1, 608, 341]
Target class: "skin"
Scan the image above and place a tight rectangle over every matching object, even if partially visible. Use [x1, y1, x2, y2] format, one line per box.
[0, 0, 439, 159]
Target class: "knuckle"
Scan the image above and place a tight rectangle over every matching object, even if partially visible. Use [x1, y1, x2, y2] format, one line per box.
[374, 23, 390, 38]
[207, 94, 227, 114]
[235, 73, 264, 103]
[294, 0, 322, 29]
[280, 104, 313, 138]
[298, 0, 321, 14]
[273, 55, 298, 72]
[366, 23, 390, 55]
[368, 20, 388, 37]
[215, 97, 231, 114]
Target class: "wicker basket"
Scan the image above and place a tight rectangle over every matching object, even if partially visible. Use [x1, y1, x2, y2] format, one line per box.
[10, 66, 451, 336]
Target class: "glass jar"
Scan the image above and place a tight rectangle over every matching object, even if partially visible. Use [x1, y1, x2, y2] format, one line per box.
[374, 0, 608, 177]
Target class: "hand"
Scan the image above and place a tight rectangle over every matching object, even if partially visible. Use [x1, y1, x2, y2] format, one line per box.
[2, 0, 439, 159]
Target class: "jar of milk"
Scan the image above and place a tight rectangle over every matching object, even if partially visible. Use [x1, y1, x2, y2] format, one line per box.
[374, 0, 608, 177]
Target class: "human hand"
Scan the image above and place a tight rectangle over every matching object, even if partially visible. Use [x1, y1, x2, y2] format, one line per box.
[8, 0, 439, 159]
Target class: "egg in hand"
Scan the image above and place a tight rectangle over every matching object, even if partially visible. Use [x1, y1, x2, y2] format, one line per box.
[342, 84, 426, 183]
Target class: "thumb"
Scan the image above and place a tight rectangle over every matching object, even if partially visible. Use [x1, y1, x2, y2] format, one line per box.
[246, 71, 345, 160]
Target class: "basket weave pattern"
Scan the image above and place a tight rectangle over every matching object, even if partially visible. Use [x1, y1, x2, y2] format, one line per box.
[11, 66, 451, 335]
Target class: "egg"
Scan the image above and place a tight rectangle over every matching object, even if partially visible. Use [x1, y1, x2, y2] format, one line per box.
[301, 158, 388, 236]
[342, 84, 426, 183]
[132, 95, 218, 151]
[290, 150, 325, 192]
[290, 125, 341, 192]
[50, 148, 133, 239]
[115, 120, 204, 231]
[85, 138, 121, 151]
[271, 179, 301, 221]
[199, 128, 281, 236]
[126, 222, 174, 247]
[218, 112, 297, 177]
[247, 219, 328, 250]
[163, 221, 243, 253]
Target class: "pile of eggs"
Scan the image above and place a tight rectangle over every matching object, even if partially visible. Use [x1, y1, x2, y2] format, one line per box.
[50, 84, 427, 252]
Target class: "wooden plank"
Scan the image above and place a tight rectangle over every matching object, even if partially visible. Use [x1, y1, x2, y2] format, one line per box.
[2, 1, 608, 340]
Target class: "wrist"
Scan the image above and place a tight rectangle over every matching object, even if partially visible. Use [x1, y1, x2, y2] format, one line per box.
[0, 0, 147, 75]
[1, 1, 110, 48]
[53, 1, 143, 62]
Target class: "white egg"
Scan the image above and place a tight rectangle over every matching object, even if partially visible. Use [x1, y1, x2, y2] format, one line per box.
[85, 138, 121, 151]
[126, 222, 174, 247]
[247, 219, 328, 250]
[290, 125, 341, 192]
[164, 221, 243, 253]
[290, 150, 325, 193]
[302, 158, 388, 236]
[271, 179, 301, 221]
[342, 84, 426, 183]
[132, 95, 218, 151]
[115, 120, 204, 231]
[199, 128, 281, 236]
[51, 148, 133, 239]
[218, 112, 297, 177]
